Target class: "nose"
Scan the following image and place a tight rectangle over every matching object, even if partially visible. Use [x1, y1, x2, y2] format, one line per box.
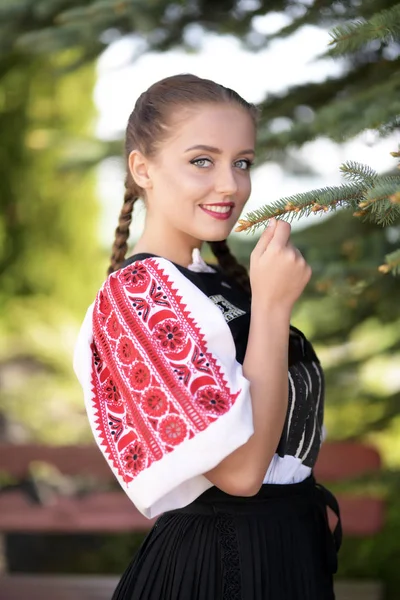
[214, 164, 238, 196]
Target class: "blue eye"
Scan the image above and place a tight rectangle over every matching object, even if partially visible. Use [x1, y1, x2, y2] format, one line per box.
[235, 159, 253, 170]
[191, 158, 213, 168]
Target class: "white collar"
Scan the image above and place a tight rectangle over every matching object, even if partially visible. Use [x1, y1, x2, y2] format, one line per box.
[187, 248, 217, 273]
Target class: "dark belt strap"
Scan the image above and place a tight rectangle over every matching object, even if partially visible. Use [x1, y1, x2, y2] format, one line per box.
[314, 482, 343, 573]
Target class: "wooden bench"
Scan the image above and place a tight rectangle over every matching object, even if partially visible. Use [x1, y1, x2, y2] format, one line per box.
[0, 442, 385, 599]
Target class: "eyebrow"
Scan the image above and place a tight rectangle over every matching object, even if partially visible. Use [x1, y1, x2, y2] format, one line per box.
[185, 144, 255, 155]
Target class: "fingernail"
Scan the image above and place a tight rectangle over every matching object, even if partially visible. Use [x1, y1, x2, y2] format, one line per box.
[268, 218, 276, 229]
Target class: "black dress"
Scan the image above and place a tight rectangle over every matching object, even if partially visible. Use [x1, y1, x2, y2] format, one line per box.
[74, 252, 341, 600]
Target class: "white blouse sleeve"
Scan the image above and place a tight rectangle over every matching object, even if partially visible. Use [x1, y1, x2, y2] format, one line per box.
[73, 257, 254, 518]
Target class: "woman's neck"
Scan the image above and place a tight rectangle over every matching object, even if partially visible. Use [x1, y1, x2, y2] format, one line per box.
[132, 233, 202, 269]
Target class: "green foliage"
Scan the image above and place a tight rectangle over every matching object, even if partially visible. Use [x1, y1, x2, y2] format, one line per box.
[238, 157, 400, 274]
[238, 0, 400, 272]
[0, 0, 398, 149]
[243, 1, 400, 279]
[328, 4, 400, 55]
[1, 0, 400, 592]
[382, 248, 400, 275]
[0, 51, 103, 442]
[0, 52, 101, 310]
[340, 161, 379, 188]
[237, 182, 365, 230]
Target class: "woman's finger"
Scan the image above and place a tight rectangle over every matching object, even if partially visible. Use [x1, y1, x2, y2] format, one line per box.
[252, 218, 277, 256]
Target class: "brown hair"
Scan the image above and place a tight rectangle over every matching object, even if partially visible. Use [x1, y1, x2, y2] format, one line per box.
[108, 73, 257, 294]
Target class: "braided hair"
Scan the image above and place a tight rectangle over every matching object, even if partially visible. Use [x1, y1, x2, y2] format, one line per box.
[108, 180, 138, 275]
[108, 74, 258, 293]
[208, 240, 251, 296]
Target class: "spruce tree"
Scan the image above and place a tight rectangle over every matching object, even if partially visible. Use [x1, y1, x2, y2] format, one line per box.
[236, 5, 400, 276]
[2, 0, 399, 274]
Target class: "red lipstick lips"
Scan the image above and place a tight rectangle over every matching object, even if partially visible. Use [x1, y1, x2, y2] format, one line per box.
[199, 203, 234, 220]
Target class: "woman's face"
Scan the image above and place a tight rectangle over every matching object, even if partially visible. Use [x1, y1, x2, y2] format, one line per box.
[133, 103, 256, 246]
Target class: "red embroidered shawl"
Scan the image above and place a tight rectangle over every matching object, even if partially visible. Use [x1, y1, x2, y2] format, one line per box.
[74, 257, 253, 518]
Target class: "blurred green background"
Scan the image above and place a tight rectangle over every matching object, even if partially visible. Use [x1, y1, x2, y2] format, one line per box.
[0, 0, 400, 597]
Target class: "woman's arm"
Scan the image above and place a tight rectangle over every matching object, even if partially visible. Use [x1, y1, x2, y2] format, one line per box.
[205, 219, 311, 496]
[205, 306, 290, 496]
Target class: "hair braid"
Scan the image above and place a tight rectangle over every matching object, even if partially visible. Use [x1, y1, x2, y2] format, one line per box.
[209, 240, 251, 296]
[108, 181, 138, 275]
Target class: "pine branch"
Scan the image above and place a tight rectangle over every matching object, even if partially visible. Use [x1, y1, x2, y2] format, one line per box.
[56, 0, 147, 25]
[328, 4, 400, 55]
[257, 59, 399, 124]
[379, 249, 400, 276]
[340, 161, 378, 188]
[254, 69, 400, 152]
[235, 183, 365, 234]
[236, 153, 400, 275]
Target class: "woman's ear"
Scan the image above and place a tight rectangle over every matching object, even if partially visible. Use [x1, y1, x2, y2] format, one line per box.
[128, 150, 153, 190]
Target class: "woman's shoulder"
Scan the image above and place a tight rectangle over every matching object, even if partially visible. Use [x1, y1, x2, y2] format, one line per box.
[106, 253, 195, 295]
[97, 254, 226, 328]
[116, 252, 231, 297]
[120, 252, 157, 269]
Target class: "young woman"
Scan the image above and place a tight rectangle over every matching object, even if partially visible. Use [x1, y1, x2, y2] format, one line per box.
[74, 73, 341, 600]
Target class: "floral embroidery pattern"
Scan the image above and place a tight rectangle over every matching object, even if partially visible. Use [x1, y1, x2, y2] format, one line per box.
[91, 257, 241, 484]
[170, 363, 191, 386]
[159, 415, 187, 445]
[196, 387, 229, 415]
[148, 279, 171, 307]
[117, 336, 138, 365]
[92, 342, 103, 374]
[155, 320, 186, 351]
[130, 362, 151, 390]
[123, 441, 147, 473]
[141, 387, 168, 417]
[120, 263, 149, 290]
[99, 291, 111, 316]
[130, 297, 150, 322]
[106, 314, 121, 339]
[108, 414, 124, 441]
[105, 377, 121, 405]
[191, 346, 212, 373]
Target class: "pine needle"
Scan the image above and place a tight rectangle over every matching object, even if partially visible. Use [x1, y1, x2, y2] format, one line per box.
[235, 183, 364, 234]
[379, 249, 400, 276]
[340, 161, 378, 188]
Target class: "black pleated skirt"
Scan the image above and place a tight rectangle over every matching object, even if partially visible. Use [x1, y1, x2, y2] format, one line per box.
[111, 475, 341, 600]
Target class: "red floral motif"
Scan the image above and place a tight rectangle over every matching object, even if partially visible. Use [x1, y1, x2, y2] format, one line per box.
[108, 414, 123, 441]
[191, 346, 212, 373]
[149, 279, 171, 307]
[104, 377, 122, 405]
[106, 313, 121, 339]
[130, 362, 151, 390]
[159, 415, 187, 445]
[169, 363, 191, 386]
[155, 320, 186, 351]
[129, 296, 150, 322]
[91, 342, 103, 374]
[123, 441, 147, 473]
[196, 387, 230, 415]
[141, 387, 168, 417]
[119, 263, 149, 290]
[99, 291, 111, 316]
[117, 336, 138, 365]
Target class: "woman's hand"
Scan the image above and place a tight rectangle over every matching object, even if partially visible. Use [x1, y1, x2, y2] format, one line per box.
[249, 218, 312, 314]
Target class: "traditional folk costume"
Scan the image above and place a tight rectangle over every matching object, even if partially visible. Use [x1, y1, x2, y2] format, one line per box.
[74, 251, 341, 600]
